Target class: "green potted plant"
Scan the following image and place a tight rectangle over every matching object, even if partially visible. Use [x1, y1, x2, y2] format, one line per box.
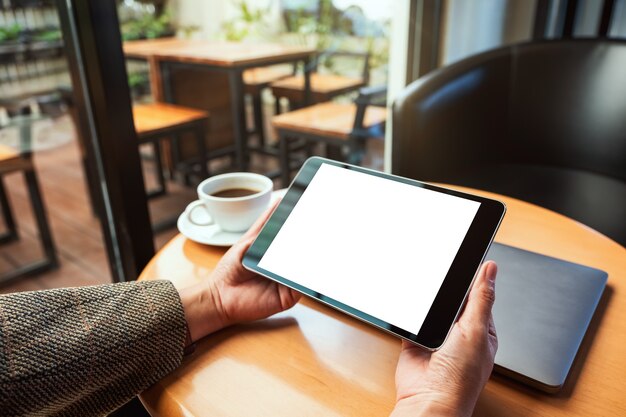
[0, 23, 23, 43]
[121, 10, 175, 41]
[221, 1, 272, 41]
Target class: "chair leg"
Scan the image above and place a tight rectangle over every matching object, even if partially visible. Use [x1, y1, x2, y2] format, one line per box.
[195, 124, 209, 180]
[0, 168, 59, 285]
[24, 168, 58, 269]
[146, 141, 167, 199]
[0, 176, 19, 244]
[325, 143, 343, 161]
[252, 92, 266, 147]
[274, 96, 282, 116]
[346, 137, 364, 166]
[166, 135, 179, 181]
[279, 131, 292, 187]
[169, 134, 183, 182]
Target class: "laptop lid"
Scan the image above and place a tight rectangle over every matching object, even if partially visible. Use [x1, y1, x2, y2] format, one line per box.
[486, 243, 608, 393]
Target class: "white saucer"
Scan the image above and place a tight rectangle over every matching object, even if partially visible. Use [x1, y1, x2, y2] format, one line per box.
[177, 189, 286, 247]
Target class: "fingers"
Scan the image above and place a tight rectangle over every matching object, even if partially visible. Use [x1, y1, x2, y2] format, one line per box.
[399, 339, 430, 361]
[401, 340, 420, 352]
[459, 261, 497, 330]
[279, 285, 302, 310]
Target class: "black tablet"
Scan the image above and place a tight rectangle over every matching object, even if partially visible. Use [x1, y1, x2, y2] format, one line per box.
[243, 157, 506, 350]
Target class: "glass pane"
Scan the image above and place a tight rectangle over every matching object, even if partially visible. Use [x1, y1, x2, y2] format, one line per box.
[123, 0, 391, 188]
[440, 0, 534, 66]
[0, 1, 113, 292]
[1, 0, 395, 291]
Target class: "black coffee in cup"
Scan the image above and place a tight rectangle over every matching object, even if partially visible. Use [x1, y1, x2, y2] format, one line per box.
[211, 188, 260, 198]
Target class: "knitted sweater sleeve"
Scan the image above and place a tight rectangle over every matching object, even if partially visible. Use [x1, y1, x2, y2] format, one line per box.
[0, 280, 187, 417]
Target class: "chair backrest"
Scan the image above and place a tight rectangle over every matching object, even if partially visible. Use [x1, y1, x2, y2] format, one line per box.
[305, 49, 370, 83]
[392, 39, 626, 184]
[35, 90, 69, 118]
[351, 85, 386, 138]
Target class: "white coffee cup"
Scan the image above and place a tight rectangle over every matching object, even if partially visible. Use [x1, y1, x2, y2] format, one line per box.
[186, 172, 273, 232]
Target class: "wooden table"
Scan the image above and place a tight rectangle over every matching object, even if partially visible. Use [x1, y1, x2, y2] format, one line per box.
[138, 187, 626, 417]
[124, 38, 316, 171]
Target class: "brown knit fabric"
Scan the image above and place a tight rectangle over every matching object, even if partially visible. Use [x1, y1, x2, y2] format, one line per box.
[0, 280, 187, 417]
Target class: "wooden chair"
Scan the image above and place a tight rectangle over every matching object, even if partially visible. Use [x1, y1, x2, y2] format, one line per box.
[272, 86, 387, 186]
[243, 66, 292, 147]
[38, 92, 211, 231]
[132, 103, 209, 199]
[0, 143, 58, 285]
[270, 50, 370, 112]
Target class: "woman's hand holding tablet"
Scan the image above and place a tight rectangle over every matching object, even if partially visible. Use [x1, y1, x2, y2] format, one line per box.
[392, 261, 499, 417]
[243, 157, 506, 350]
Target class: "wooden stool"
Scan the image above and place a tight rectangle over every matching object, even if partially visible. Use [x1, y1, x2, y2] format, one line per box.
[133, 102, 210, 200]
[0, 144, 58, 284]
[133, 103, 210, 232]
[244, 66, 292, 147]
[272, 87, 387, 187]
[270, 51, 370, 112]
[271, 73, 366, 107]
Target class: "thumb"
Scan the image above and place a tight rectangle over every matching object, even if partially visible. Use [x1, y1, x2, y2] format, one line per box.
[459, 261, 497, 329]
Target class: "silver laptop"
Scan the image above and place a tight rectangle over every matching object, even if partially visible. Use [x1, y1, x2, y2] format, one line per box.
[485, 243, 608, 393]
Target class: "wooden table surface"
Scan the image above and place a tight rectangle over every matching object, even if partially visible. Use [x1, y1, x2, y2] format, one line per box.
[123, 38, 316, 68]
[138, 186, 626, 417]
[123, 38, 315, 103]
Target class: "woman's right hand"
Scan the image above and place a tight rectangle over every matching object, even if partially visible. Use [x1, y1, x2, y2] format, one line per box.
[390, 261, 499, 417]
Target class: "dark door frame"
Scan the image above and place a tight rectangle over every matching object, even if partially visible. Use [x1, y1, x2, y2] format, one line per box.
[406, 0, 622, 85]
[406, 0, 444, 82]
[56, 0, 155, 282]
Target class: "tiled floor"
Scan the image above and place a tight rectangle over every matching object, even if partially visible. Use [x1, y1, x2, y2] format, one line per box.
[0, 113, 384, 294]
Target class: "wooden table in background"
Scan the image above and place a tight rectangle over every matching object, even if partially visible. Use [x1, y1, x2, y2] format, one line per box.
[138, 186, 626, 417]
[124, 38, 316, 171]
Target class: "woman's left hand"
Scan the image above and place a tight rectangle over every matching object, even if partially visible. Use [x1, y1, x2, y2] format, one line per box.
[179, 199, 301, 342]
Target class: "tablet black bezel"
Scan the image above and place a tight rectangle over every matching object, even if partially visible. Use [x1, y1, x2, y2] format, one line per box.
[243, 157, 506, 350]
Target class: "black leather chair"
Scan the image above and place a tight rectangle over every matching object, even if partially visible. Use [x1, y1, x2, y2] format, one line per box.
[392, 39, 626, 247]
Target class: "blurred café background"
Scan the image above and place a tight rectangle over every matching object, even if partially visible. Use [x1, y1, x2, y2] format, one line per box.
[0, 0, 624, 291]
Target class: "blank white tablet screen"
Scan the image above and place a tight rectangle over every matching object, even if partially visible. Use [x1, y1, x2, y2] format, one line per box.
[258, 163, 480, 335]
